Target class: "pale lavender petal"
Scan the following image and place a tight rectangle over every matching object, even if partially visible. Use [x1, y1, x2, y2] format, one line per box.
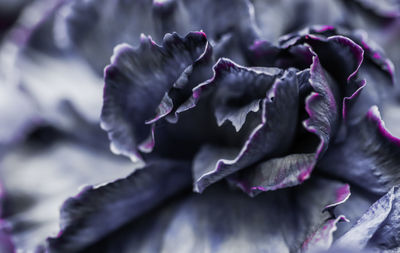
[334, 186, 400, 251]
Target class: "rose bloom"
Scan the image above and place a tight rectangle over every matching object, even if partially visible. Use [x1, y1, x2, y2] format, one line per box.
[0, 0, 400, 253]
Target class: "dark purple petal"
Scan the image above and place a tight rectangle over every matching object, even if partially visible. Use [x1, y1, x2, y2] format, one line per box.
[192, 62, 299, 193]
[319, 106, 400, 195]
[148, 41, 214, 125]
[303, 53, 340, 154]
[351, 30, 396, 84]
[100, 32, 209, 161]
[47, 159, 191, 252]
[247, 39, 314, 70]
[334, 186, 400, 251]
[283, 34, 366, 124]
[332, 185, 379, 240]
[248, 33, 366, 120]
[302, 215, 348, 253]
[232, 154, 316, 196]
[277, 26, 397, 127]
[76, 178, 351, 253]
[279, 26, 394, 84]
[83, 199, 181, 253]
[232, 42, 362, 196]
[210, 59, 282, 131]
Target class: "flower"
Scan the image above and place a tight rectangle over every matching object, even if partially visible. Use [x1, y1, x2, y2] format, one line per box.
[1, 0, 400, 252]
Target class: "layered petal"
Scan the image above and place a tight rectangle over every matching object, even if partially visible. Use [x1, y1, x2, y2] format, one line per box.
[191, 60, 299, 193]
[58, 178, 351, 253]
[230, 53, 343, 196]
[318, 106, 400, 195]
[334, 186, 400, 252]
[100, 31, 209, 161]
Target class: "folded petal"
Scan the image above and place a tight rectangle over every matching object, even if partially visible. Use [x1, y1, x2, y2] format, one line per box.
[46, 159, 191, 253]
[210, 59, 283, 131]
[334, 186, 400, 252]
[319, 106, 400, 195]
[192, 62, 299, 193]
[66, 178, 351, 253]
[100, 32, 209, 161]
[232, 53, 342, 196]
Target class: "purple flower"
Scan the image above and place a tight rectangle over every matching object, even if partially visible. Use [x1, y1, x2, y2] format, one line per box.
[1, 0, 400, 252]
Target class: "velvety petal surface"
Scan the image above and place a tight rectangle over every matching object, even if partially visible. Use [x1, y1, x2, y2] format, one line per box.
[100, 32, 209, 161]
[230, 52, 344, 196]
[318, 106, 400, 195]
[60, 178, 350, 253]
[191, 59, 299, 193]
[46, 159, 191, 253]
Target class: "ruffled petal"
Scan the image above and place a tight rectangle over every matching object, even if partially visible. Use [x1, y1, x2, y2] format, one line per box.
[100, 31, 209, 161]
[231, 154, 316, 196]
[318, 106, 400, 195]
[192, 61, 299, 193]
[231, 52, 343, 196]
